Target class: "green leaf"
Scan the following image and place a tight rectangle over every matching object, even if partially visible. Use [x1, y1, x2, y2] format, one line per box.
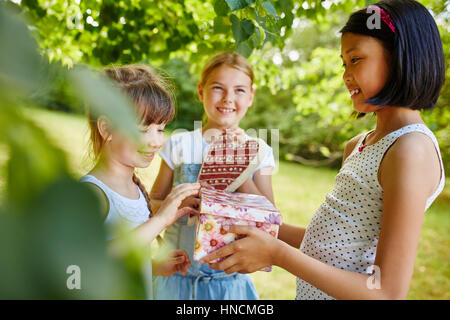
[231, 15, 255, 42]
[0, 177, 141, 299]
[262, 1, 277, 17]
[236, 40, 253, 57]
[70, 67, 139, 142]
[0, 107, 68, 208]
[241, 19, 255, 35]
[0, 4, 42, 94]
[281, 11, 294, 27]
[214, 0, 230, 16]
[279, 0, 294, 11]
[253, 25, 266, 46]
[226, 0, 249, 11]
[213, 16, 231, 34]
[230, 14, 243, 41]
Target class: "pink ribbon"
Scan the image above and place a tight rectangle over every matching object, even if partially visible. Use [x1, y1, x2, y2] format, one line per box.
[367, 5, 396, 33]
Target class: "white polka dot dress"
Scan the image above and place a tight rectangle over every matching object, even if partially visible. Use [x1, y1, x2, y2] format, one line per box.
[296, 124, 445, 300]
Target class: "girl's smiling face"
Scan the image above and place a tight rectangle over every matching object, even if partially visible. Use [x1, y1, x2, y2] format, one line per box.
[198, 64, 255, 130]
[341, 33, 391, 113]
[107, 122, 165, 169]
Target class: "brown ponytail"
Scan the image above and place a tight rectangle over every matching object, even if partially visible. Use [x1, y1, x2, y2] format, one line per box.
[132, 173, 164, 244]
[132, 173, 152, 218]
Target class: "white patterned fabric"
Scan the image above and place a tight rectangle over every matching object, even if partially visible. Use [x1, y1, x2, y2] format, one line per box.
[296, 124, 445, 300]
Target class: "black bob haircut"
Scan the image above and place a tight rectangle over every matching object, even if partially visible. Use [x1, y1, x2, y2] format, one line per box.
[340, 0, 445, 110]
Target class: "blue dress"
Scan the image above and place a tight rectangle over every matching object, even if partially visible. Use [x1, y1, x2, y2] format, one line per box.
[153, 164, 259, 300]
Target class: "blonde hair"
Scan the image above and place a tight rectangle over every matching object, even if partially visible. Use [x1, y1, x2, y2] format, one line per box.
[200, 52, 254, 86]
[87, 64, 175, 217]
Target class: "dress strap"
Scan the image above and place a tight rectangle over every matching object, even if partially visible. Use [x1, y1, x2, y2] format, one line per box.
[383, 124, 445, 210]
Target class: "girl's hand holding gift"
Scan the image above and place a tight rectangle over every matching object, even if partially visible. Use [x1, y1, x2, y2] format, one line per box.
[157, 183, 201, 227]
[153, 249, 191, 277]
[224, 127, 246, 145]
[178, 182, 214, 212]
[199, 225, 279, 274]
[199, 181, 214, 189]
[150, 52, 275, 300]
[180, 195, 201, 211]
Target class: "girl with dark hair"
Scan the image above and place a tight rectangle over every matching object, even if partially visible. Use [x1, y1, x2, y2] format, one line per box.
[200, 0, 445, 300]
[81, 64, 201, 299]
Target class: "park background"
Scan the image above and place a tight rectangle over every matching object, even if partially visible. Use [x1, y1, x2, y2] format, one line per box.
[0, 0, 448, 299]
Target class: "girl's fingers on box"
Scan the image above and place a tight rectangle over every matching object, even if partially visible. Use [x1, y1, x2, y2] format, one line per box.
[171, 249, 185, 257]
[224, 265, 242, 275]
[200, 244, 233, 264]
[169, 189, 195, 202]
[173, 255, 185, 264]
[177, 207, 197, 218]
[173, 185, 201, 198]
[227, 225, 253, 236]
[199, 182, 214, 189]
[214, 259, 234, 273]
[209, 255, 237, 272]
[173, 183, 200, 194]
[174, 190, 200, 203]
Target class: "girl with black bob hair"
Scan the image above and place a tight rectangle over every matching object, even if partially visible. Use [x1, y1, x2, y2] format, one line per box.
[340, 0, 445, 110]
[199, 0, 446, 300]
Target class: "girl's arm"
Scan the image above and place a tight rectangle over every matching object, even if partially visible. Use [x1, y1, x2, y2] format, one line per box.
[202, 133, 440, 299]
[238, 167, 307, 249]
[151, 159, 201, 212]
[150, 159, 174, 213]
[110, 183, 201, 255]
[277, 223, 306, 249]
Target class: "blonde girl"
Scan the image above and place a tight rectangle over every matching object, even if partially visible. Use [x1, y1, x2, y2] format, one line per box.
[150, 52, 276, 300]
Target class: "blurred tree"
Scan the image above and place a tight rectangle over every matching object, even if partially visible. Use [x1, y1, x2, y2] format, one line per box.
[161, 58, 204, 130]
[0, 0, 448, 299]
[0, 3, 147, 298]
[13, 0, 307, 66]
[6, 0, 447, 169]
[11, 0, 446, 169]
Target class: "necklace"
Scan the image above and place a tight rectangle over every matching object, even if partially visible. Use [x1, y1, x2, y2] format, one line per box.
[358, 145, 368, 152]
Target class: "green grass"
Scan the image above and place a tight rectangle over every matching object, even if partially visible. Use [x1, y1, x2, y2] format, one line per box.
[3, 108, 449, 300]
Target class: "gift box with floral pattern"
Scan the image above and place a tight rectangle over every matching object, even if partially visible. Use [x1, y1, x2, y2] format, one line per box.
[193, 187, 282, 271]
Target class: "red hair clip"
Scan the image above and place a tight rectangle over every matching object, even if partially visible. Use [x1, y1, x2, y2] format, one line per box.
[367, 5, 396, 34]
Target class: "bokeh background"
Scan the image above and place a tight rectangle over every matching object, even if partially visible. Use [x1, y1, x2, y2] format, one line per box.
[0, 0, 448, 299]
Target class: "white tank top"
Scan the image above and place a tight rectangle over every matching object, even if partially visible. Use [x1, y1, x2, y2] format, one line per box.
[296, 124, 445, 300]
[80, 174, 150, 238]
[80, 174, 153, 299]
